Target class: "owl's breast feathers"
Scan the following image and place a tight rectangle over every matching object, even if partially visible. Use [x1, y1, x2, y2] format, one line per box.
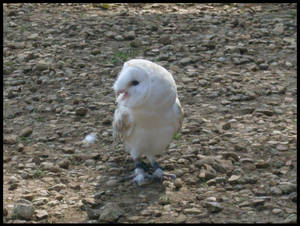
[113, 97, 183, 146]
[113, 106, 134, 143]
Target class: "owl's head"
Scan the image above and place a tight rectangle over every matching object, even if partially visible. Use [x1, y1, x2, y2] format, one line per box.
[113, 59, 177, 110]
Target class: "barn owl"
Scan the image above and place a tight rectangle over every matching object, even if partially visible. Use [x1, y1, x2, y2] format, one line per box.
[113, 59, 183, 185]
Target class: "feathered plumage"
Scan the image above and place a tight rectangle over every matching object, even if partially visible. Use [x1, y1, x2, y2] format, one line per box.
[113, 59, 183, 185]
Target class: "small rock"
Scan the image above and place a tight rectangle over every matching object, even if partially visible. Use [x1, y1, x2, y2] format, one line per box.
[174, 178, 183, 188]
[183, 207, 202, 214]
[179, 57, 192, 66]
[204, 201, 223, 213]
[33, 197, 49, 206]
[255, 160, 270, 169]
[222, 122, 231, 130]
[58, 159, 70, 169]
[8, 175, 18, 184]
[35, 61, 49, 72]
[3, 135, 18, 144]
[159, 195, 170, 205]
[48, 184, 66, 192]
[269, 186, 282, 195]
[114, 35, 123, 41]
[240, 107, 255, 115]
[106, 179, 118, 187]
[256, 108, 274, 116]
[124, 31, 135, 40]
[258, 63, 269, 70]
[276, 144, 289, 152]
[159, 35, 171, 45]
[278, 182, 296, 194]
[273, 23, 284, 35]
[272, 208, 283, 215]
[85, 206, 100, 220]
[289, 192, 297, 202]
[20, 127, 33, 137]
[228, 175, 240, 184]
[75, 107, 87, 116]
[22, 194, 35, 202]
[3, 207, 8, 216]
[283, 214, 297, 223]
[130, 40, 142, 48]
[35, 209, 48, 219]
[251, 198, 265, 207]
[17, 143, 24, 152]
[8, 183, 18, 191]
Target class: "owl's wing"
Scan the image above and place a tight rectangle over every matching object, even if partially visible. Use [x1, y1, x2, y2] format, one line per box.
[113, 105, 134, 143]
[173, 97, 184, 133]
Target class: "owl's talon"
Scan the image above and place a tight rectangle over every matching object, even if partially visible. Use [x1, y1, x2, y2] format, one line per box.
[130, 167, 151, 185]
[152, 168, 176, 181]
[132, 173, 151, 186]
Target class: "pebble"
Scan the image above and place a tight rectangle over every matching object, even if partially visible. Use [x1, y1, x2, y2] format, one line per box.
[255, 160, 270, 169]
[35, 61, 49, 72]
[124, 31, 135, 40]
[35, 209, 48, 219]
[269, 186, 282, 195]
[48, 184, 66, 192]
[278, 182, 296, 194]
[58, 159, 70, 169]
[272, 208, 282, 215]
[283, 214, 297, 223]
[276, 144, 289, 152]
[258, 63, 269, 70]
[20, 127, 33, 137]
[17, 143, 24, 152]
[33, 197, 49, 206]
[175, 214, 187, 223]
[3, 135, 18, 144]
[256, 108, 274, 116]
[222, 122, 231, 130]
[75, 107, 87, 116]
[240, 107, 255, 115]
[158, 35, 171, 45]
[86, 206, 100, 220]
[179, 57, 192, 66]
[228, 175, 240, 184]
[174, 178, 183, 188]
[106, 179, 118, 187]
[183, 207, 202, 214]
[203, 201, 223, 213]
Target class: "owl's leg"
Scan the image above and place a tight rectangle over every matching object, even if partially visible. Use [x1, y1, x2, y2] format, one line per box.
[149, 160, 176, 181]
[119, 160, 151, 185]
[131, 160, 152, 185]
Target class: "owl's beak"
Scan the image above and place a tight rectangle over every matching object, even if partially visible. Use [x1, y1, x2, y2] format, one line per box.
[116, 90, 128, 102]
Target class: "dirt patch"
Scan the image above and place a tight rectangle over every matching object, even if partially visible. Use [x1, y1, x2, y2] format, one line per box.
[3, 3, 297, 223]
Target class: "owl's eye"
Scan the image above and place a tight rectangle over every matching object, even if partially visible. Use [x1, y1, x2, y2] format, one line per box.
[131, 80, 139, 86]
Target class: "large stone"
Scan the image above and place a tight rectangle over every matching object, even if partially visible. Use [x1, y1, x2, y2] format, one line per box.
[98, 202, 123, 222]
[13, 199, 34, 220]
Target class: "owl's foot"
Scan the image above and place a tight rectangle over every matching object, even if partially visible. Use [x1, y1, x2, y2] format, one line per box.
[151, 162, 176, 181]
[132, 168, 152, 185]
[119, 160, 151, 185]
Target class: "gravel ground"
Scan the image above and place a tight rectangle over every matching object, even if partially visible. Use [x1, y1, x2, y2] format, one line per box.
[3, 3, 297, 223]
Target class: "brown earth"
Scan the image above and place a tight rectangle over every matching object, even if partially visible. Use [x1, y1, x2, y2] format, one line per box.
[3, 3, 297, 223]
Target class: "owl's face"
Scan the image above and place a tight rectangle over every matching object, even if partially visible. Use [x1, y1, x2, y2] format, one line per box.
[113, 66, 150, 108]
